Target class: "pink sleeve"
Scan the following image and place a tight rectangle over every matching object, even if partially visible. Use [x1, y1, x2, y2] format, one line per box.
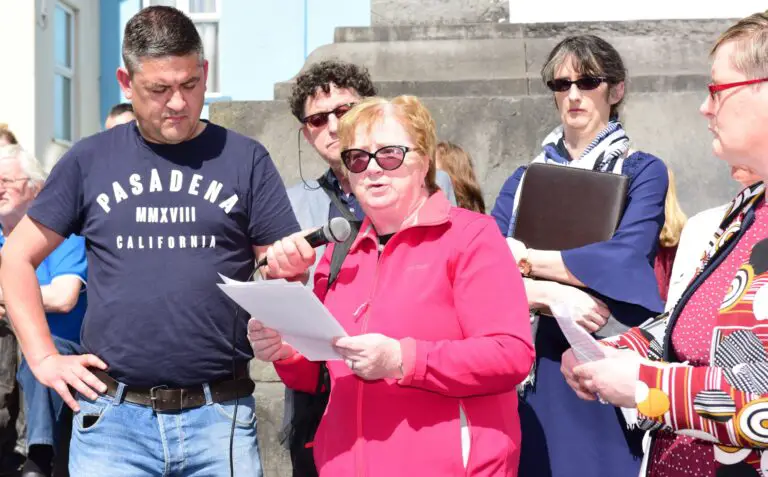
[398, 218, 535, 397]
[273, 352, 322, 394]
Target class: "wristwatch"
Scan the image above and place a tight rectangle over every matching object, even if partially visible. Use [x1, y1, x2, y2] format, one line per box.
[517, 247, 532, 278]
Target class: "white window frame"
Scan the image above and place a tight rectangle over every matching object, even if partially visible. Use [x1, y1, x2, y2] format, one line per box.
[54, 1, 76, 144]
[141, 0, 221, 94]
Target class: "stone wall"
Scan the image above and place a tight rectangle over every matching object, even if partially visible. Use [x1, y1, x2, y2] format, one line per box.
[212, 91, 739, 217]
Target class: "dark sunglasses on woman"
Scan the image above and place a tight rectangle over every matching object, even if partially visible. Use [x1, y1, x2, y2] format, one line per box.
[340, 145, 412, 173]
[546, 76, 606, 92]
[301, 103, 356, 129]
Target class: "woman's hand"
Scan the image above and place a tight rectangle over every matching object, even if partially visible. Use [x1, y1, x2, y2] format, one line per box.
[561, 348, 598, 401]
[262, 231, 316, 280]
[572, 349, 646, 408]
[333, 334, 403, 381]
[247, 319, 295, 362]
[546, 283, 610, 333]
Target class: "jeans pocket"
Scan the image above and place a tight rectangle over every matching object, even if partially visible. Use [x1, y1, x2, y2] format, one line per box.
[214, 395, 257, 427]
[74, 393, 113, 433]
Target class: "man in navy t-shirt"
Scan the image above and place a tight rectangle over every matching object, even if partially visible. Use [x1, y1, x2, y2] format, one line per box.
[0, 6, 314, 477]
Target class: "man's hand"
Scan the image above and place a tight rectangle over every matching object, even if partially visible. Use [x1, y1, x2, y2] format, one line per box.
[32, 353, 108, 412]
[333, 334, 403, 381]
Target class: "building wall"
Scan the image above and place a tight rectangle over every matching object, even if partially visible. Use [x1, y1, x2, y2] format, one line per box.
[101, 0, 371, 123]
[509, 1, 768, 23]
[100, 0, 141, 124]
[36, 0, 102, 157]
[0, 0, 100, 159]
[0, 1, 37, 152]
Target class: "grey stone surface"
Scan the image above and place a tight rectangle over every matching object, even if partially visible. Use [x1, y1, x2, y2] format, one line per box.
[252, 380, 290, 477]
[212, 91, 738, 216]
[370, 0, 509, 25]
[335, 19, 731, 43]
[276, 20, 730, 100]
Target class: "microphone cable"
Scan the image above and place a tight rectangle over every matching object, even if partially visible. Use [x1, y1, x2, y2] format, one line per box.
[229, 264, 262, 477]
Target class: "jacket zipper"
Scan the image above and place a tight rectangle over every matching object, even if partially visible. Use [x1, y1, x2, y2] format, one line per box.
[644, 208, 756, 476]
[355, 240, 389, 477]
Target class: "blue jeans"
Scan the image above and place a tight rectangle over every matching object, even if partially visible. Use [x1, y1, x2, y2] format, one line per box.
[69, 380, 262, 476]
[16, 336, 82, 451]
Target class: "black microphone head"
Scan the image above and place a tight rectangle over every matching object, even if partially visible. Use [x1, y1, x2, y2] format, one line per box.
[325, 217, 352, 243]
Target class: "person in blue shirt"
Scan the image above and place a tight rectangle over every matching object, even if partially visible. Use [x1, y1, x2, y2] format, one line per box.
[0, 7, 313, 477]
[0, 144, 86, 477]
[491, 35, 667, 477]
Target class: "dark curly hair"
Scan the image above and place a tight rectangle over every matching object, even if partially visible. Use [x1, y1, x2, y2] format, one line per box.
[289, 60, 377, 122]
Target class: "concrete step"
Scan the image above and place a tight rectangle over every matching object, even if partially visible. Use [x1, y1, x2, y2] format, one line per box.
[276, 19, 726, 98]
[334, 19, 731, 43]
[273, 73, 709, 99]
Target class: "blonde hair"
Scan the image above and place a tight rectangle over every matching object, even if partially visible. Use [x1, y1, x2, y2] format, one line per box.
[659, 168, 687, 248]
[711, 11, 768, 78]
[0, 123, 18, 145]
[435, 142, 485, 213]
[337, 95, 438, 194]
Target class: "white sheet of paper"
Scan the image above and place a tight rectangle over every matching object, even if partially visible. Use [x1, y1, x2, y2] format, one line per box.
[218, 276, 347, 361]
[549, 302, 637, 424]
[549, 302, 607, 363]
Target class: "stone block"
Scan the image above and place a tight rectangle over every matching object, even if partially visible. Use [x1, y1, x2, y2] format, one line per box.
[370, 0, 509, 25]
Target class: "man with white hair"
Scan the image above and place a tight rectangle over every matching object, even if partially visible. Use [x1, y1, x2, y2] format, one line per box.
[0, 145, 87, 477]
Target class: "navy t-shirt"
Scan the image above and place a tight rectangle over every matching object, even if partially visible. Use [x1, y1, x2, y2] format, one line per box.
[27, 121, 300, 387]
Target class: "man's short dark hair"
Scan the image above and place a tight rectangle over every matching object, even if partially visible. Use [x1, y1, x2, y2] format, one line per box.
[108, 103, 134, 118]
[289, 60, 377, 121]
[122, 6, 203, 75]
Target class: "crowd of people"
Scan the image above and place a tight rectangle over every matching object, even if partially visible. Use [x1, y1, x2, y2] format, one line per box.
[0, 4, 767, 477]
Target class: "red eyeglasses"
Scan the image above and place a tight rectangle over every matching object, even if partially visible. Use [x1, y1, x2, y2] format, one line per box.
[708, 77, 768, 99]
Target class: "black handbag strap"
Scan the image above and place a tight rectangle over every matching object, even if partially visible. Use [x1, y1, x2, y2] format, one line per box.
[316, 175, 362, 288]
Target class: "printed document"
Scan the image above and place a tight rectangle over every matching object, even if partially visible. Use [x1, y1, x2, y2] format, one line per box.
[218, 274, 347, 361]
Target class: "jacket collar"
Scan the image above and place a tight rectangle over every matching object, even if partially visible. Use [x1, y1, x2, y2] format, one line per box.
[350, 192, 452, 252]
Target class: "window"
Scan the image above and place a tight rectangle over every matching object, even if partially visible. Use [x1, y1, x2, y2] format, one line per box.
[143, 0, 220, 93]
[54, 3, 75, 142]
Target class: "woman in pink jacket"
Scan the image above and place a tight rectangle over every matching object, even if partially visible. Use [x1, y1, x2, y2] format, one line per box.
[249, 95, 534, 476]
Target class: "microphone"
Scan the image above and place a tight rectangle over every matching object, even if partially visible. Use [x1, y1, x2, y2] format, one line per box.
[255, 217, 352, 270]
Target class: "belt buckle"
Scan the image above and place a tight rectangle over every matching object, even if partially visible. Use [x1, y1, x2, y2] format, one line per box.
[149, 385, 169, 411]
[150, 385, 187, 412]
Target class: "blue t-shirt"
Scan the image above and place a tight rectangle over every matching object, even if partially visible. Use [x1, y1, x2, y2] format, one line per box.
[0, 233, 87, 344]
[27, 122, 300, 387]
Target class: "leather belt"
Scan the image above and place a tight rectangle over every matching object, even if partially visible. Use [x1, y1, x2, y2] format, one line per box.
[91, 369, 255, 412]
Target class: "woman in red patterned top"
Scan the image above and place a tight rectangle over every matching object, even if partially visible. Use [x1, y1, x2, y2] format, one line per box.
[561, 11, 768, 477]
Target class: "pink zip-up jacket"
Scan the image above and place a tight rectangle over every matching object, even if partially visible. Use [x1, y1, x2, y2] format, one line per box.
[274, 193, 534, 476]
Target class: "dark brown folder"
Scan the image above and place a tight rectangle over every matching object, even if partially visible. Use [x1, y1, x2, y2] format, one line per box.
[512, 163, 629, 250]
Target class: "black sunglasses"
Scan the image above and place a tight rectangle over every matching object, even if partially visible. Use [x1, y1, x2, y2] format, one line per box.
[546, 77, 607, 92]
[340, 145, 412, 173]
[301, 103, 356, 129]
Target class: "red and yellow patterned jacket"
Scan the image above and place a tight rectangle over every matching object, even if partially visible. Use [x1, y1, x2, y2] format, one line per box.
[606, 183, 768, 469]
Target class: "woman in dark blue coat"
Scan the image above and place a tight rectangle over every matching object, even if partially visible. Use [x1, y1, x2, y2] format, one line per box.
[491, 35, 667, 477]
